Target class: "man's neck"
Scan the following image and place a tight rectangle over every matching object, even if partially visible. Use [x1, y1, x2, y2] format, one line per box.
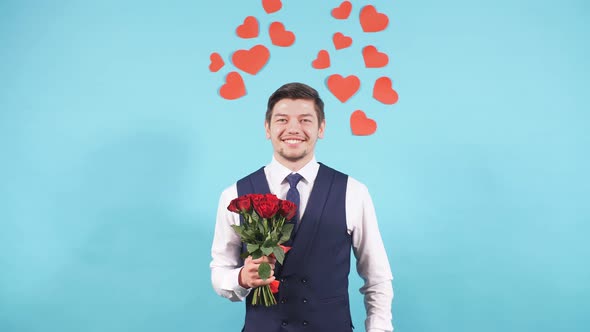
[274, 155, 314, 172]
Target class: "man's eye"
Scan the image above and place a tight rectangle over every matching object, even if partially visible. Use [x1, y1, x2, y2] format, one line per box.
[277, 119, 287, 123]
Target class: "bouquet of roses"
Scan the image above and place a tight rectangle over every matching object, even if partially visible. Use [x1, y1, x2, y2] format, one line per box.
[227, 193, 297, 306]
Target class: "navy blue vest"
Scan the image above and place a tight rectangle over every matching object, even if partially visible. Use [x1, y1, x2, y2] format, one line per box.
[237, 163, 353, 332]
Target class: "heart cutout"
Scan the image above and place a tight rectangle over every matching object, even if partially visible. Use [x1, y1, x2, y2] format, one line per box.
[209, 52, 224, 72]
[350, 110, 377, 136]
[333, 32, 352, 50]
[236, 16, 259, 39]
[262, 0, 282, 14]
[312, 50, 330, 69]
[231, 45, 270, 75]
[326, 74, 360, 103]
[360, 5, 389, 32]
[373, 77, 399, 105]
[220, 72, 246, 100]
[269, 22, 295, 47]
[362, 45, 389, 68]
[332, 1, 352, 19]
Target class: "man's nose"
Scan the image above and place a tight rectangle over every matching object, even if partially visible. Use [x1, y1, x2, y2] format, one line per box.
[287, 119, 301, 132]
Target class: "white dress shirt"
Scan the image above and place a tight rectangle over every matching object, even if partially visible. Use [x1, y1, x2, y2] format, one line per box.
[210, 156, 394, 332]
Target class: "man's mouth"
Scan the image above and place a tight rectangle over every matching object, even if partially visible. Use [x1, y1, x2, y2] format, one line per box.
[282, 139, 304, 144]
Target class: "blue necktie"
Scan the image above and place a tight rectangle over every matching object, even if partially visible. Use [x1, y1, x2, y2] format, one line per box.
[286, 173, 303, 228]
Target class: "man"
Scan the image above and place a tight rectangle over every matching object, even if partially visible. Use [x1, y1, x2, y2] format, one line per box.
[210, 83, 394, 331]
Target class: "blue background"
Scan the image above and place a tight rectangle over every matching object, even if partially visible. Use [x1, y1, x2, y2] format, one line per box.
[1, 0, 588, 331]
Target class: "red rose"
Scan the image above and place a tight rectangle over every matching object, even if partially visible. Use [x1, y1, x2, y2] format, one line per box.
[279, 245, 292, 254]
[247, 193, 264, 204]
[227, 198, 240, 213]
[247, 193, 264, 199]
[278, 199, 297, 220]
[269, 280, 280, 294]
[235, 195, 252, 212]
[253, 194, 280, 219]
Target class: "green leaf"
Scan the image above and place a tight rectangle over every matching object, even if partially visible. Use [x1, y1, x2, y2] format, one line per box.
[247, 243, 260, 253]
[240, 251, 250, 259]
[262, 240, 273, 250]
[251, 250, 263, 259]
[231, 225, 244, 236]
[279, 224, 294, 243]
[252, 211, 260, 223]
[271, 231, 279, 243]
[261, 246, 273, 256]
[241, 230, 253, 242]
[258, 262, 271, 280]
[272, 245, 285, 264]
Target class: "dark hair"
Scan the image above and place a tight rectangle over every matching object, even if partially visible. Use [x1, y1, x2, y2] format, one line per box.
[265, 82, 325, 125]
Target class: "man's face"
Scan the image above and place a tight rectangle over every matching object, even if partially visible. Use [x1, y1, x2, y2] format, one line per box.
[265, 98, 325, 168]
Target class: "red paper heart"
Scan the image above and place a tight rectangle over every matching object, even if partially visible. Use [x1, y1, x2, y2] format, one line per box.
[350, 110, 377, 136]
[332, 1, 352, 19]
[362, 45, 389, 68]
[333, 32, 352, 50]
[262, 0, 282, 14]
[312, 50, 330, 69]
[373, 77, 399, 105]
[231, 45, 270, 75]
[360, 5, 389, 32]
[326, 74, 360, 103]
[209, 52, 224, 72]
[269, 22, 295, 47]
[236, 16, 259, 39]
[220, 72, 246, 100]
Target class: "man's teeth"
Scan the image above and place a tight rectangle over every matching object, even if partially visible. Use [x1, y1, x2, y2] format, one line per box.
[284, 139, 302, 144]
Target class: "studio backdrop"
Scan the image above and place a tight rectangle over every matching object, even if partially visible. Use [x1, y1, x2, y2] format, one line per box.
[1, 0, 588, 331]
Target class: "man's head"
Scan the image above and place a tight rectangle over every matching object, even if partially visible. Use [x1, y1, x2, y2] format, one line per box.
[265, 83, 325, 125]
[265, 83, 326, 171]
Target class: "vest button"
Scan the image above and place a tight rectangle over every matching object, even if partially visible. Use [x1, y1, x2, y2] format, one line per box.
[301, 278, 307, 284]
[280, 298, 287, 304]
[302, 298, 308, 304]
[281, 321, 288, 327]
[302, 321, 309, 326]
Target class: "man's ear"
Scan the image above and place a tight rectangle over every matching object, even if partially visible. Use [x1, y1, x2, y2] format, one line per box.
[265, 121, 271, 139]
[318, 120, 326, 139]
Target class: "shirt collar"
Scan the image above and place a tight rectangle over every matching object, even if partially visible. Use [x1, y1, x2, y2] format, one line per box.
[268, 156, 320, 185]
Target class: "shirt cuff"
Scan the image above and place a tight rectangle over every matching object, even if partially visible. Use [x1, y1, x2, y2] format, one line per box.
[226, 267, 251, 300]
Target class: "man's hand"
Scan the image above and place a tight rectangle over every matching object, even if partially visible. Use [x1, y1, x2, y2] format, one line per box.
[238, 256, 277, 289]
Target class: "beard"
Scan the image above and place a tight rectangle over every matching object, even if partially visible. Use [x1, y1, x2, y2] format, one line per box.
[278, 147, 309, 162]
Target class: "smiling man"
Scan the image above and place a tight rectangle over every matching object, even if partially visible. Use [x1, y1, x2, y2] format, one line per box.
[265, 97, 324, 169]
[210, 83, 394, 332]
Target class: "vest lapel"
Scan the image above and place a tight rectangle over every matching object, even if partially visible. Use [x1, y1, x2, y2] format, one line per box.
[250, 167, 270, 194]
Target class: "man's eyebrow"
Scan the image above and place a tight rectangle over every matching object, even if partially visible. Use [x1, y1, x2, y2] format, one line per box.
[272, 113, 315, 118]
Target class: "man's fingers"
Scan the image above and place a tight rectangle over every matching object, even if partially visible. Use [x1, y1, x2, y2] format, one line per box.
[243, 255, 277, 288]
[250, 256, 264, 263]
[250, 256, 276, 264]
[252, 276, 276, 287]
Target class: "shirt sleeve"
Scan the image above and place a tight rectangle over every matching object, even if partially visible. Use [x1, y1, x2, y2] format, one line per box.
[210, 185, 251, 301]
[347, 178, 395, 332]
